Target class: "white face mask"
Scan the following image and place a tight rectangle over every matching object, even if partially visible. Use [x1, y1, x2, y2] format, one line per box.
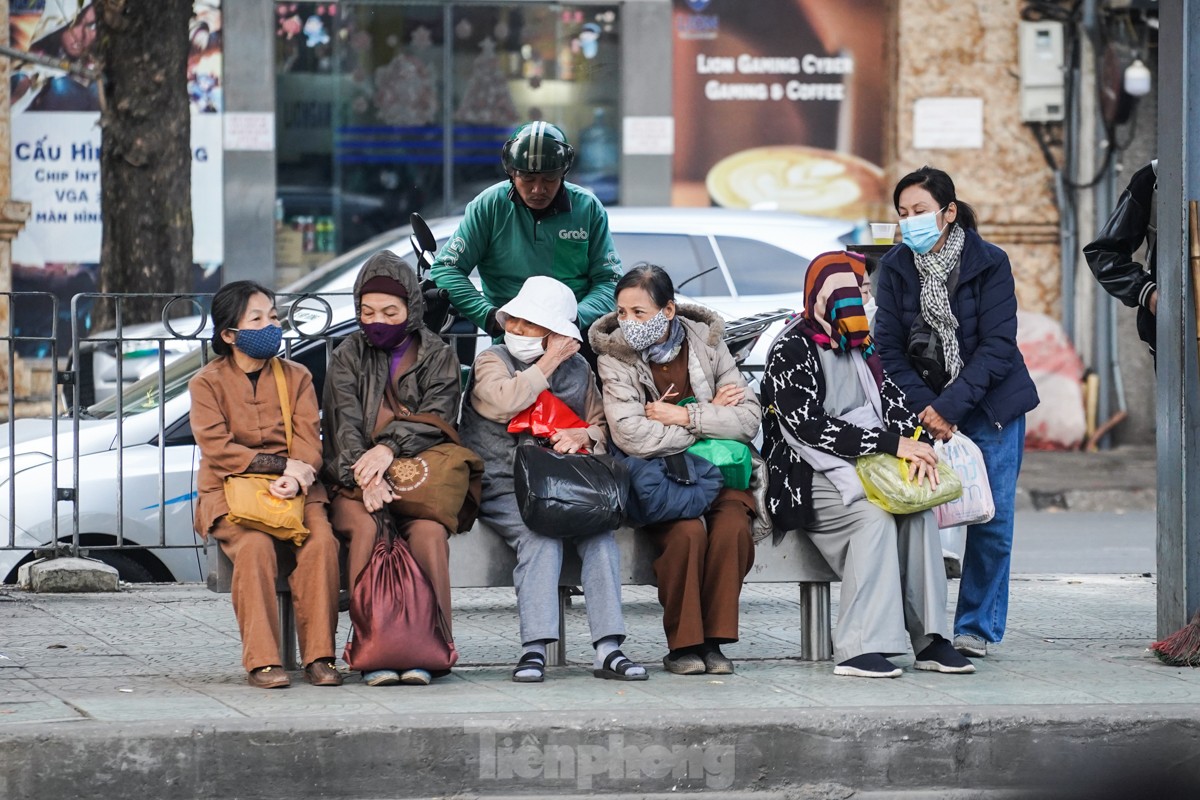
[504, 331, 546, 363]
[863, 296, 877, 326]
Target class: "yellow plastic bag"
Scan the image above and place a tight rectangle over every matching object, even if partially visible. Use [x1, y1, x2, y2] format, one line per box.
[855, 430, 962, 515]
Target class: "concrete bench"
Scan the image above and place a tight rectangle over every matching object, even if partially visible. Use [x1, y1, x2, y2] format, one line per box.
[208, 524, 837, 669]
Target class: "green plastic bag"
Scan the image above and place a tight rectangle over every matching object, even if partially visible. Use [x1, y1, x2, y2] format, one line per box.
[675, 397, 753, 490]
[855, 453, 963, 515]
[687, 439, 753, 490]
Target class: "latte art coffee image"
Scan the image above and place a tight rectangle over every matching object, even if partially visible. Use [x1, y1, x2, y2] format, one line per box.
[706, 145, 885, 220]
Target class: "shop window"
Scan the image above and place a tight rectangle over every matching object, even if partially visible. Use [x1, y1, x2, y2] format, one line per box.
[274, 2, 620, 278]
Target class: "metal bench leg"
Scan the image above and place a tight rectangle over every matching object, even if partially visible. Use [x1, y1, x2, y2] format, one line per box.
[799, 581, 832, 661]
[552, 586, 568, 667]
[278, 591, 299, 670]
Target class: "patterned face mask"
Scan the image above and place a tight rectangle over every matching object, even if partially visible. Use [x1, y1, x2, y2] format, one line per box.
[618, 310, 670, 351]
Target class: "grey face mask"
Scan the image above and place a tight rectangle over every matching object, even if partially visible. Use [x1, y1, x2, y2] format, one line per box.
[618, 310, 670, 351]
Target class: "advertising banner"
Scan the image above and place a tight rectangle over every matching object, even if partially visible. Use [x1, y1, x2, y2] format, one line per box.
[8, 0, 223, 353]
[671, 0, 888, 222]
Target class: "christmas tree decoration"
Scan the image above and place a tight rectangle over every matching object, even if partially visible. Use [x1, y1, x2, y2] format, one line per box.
[373, 35, 438, 126]
[455, 38, 518, 126]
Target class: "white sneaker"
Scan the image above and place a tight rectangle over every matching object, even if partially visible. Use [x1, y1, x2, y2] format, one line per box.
[364, 669, 401, 686]
[953, 634, 988, 658]
[400, 668, 432, 685]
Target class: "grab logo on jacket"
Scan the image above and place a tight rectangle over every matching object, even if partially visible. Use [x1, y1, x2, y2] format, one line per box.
[558, 227, 588, 241]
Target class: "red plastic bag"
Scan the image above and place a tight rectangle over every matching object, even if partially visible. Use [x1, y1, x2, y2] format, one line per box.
[507, 390, 590, 451]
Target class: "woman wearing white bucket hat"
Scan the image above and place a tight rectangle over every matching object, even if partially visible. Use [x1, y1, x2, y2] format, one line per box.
[459, 276, 647, 683]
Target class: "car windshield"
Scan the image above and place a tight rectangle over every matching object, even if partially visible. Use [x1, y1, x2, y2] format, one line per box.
[86, 347, 207, 420]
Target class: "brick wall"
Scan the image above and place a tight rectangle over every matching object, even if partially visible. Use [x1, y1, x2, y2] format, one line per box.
[893, 0, 1061, 316]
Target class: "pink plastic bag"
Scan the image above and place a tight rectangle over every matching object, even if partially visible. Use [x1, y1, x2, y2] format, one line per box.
[934, 433, 995, 529]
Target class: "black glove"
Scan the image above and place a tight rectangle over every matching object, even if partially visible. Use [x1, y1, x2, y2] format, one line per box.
[484, 308, 504, 339]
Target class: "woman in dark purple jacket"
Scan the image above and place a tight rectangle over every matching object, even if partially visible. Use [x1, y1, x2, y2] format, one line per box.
[873, 166, 1039, 660]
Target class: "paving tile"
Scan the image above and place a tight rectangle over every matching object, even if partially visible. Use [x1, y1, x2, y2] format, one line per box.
[37, 676, 245, 722]
[0, 697, 86, 725]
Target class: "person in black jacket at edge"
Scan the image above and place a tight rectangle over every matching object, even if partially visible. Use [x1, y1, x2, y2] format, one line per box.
[1083, 160, 1158, 363]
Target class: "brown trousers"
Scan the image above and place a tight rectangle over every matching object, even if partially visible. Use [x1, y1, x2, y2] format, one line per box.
[212, 502, 340, 672]
[329, 493, 453, 638]
[645, 488, 756, 650]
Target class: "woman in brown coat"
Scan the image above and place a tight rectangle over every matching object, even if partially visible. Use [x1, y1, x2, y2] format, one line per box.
[190, 281, 342, 689]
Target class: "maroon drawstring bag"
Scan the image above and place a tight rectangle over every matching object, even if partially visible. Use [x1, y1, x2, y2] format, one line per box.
[343, 514, 458, 673]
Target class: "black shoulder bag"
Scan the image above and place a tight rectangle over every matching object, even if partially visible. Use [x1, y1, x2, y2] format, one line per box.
[905, 265, 960, 394]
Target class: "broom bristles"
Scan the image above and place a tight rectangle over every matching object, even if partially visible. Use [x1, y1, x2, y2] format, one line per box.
[1150, 609, 1200, 667]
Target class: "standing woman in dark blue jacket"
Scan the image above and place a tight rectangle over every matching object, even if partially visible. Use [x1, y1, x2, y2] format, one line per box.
[873, 167, 1039, 660]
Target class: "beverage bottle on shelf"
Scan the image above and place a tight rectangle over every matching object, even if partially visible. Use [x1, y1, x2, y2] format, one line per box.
[301, 217, 316, 253]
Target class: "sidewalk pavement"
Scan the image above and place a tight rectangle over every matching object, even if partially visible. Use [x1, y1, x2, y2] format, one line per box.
[1, 446, 1189, 799]
[3, 573, 1198, 798]
[1016, 445, 1156, 512]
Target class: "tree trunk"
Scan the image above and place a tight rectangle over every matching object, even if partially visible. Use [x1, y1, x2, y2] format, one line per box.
[96, 0, 193, 327]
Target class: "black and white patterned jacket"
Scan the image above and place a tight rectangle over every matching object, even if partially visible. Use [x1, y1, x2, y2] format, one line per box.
[760, 326, 927, 534]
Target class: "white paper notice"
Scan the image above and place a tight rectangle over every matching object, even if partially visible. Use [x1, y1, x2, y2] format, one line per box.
[913, 98, 984, 150]
[622, 116, 675, 155]
[224, 112, 276, 151]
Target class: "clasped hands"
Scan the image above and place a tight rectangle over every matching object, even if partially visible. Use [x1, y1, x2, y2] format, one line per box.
[267, 458, 318, 501]
[644, 383, 744, 426]
[353, 444, 396, 512]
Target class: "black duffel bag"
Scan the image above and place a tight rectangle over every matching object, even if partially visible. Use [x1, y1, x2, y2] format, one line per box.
[512, 438, 630, 538]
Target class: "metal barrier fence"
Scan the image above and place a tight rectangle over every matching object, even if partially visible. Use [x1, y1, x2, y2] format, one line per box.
[2, 292, 65, 559]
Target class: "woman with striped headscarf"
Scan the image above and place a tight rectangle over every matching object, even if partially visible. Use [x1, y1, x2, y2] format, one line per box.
[761, 251, 974, 678]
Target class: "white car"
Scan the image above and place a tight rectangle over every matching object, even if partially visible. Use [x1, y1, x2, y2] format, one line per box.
[74, 207, 851, 403]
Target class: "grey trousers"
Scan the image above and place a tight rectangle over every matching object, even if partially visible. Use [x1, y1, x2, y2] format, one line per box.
[805, 472, 951, 664]
[480, 494, 627, 647]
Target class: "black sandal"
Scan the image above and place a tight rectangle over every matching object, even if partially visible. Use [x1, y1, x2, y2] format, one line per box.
[512, 652, 546, 683]
[593, 649, 648, 682]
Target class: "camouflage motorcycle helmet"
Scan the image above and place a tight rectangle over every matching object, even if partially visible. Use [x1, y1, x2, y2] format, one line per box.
[501, 121, 575, 176]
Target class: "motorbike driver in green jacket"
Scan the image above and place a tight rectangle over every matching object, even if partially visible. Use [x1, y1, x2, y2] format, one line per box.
[430, 121, 622, 349]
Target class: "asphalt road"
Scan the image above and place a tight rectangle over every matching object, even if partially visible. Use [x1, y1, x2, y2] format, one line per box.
[1010, 510, 1156, 574]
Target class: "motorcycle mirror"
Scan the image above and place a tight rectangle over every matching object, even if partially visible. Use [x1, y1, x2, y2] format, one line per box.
[410, 212, 437, 255]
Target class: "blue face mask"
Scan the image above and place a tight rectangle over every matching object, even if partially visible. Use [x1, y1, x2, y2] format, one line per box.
[231, 324, 283, 360]
[899, 207, 947, 255]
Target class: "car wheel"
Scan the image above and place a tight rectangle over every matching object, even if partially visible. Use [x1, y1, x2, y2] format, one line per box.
[91, 551, 157, 583]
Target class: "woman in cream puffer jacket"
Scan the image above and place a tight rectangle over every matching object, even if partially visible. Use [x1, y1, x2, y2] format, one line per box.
[591, 264, 761, 676]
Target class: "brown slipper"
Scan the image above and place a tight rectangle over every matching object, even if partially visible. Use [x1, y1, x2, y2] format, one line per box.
[304, 659, 343, 687]
[248, 665, 290, 689]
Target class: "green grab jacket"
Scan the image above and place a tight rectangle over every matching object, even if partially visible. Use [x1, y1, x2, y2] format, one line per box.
[429, 180, 622, 332]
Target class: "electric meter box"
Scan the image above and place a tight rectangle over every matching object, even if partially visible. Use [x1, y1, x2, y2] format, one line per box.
[1019, 21, 1066, 122]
